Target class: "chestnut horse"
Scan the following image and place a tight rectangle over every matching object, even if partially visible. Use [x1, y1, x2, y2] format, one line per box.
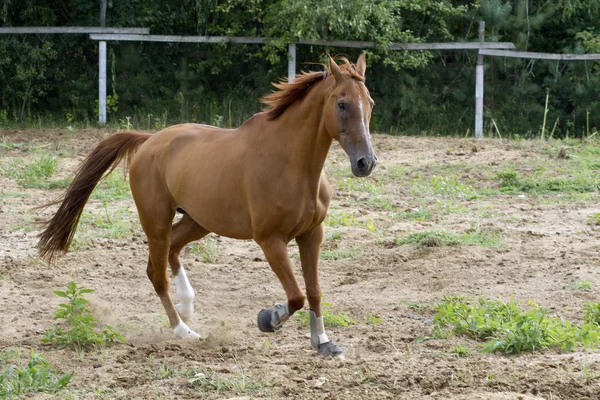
[37, 55, 376, 358]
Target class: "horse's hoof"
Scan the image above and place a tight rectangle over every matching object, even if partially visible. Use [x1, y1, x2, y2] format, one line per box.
[173, 321, 201, 339]
[257, 304, 290, 332]
[318, 341, 344, 359]
[257, 308, 276, 332]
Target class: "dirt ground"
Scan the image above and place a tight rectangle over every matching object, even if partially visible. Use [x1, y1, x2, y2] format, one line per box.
[1, 128, 600, 399]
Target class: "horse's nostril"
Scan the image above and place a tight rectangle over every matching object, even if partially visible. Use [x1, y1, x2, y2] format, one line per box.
[357, 157, 368, 170]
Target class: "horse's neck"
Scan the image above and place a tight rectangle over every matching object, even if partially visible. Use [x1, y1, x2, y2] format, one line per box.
[269, 83, 333, 180]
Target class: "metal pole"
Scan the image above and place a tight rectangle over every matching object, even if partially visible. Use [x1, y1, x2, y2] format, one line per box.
[98, 0, 107, 124]
[99, 41, 107, 124]
[288, 44, 296, 83]
[475, 21, 485, 138]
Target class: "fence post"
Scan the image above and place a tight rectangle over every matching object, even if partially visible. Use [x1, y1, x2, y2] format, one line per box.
[475, 21, 485, 138]
[288, 43, 296, 83]
[99, 41, 107, 124]
[98, 0, 107, 125]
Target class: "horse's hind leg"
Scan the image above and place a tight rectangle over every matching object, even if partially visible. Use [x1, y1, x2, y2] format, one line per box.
[132, 175, 199, 339]
[168, 213, 209, 322]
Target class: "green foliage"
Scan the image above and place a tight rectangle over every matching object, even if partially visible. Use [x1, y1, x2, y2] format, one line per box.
[295, 301, 358, 328]
[187, 237, 218, 263]
[186, 367, 279, 395]
[0, 350, 72, 398]
[43, 282, 126, 351]
[1, 155, 70, 189]
[448, 344, 470, 357]
[396, 229, 502, 248]
[433, 296, 600, 354]
[319, 249, 359, 260]
[496, 168, 600, 194]
[584, 301, 600, 326]
[90, 171, 132, 201]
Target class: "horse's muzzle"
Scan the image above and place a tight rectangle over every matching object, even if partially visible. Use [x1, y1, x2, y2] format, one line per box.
[352, 154, 377, 177]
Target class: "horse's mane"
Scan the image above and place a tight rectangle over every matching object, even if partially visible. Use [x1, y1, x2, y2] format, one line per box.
[261, 58, 364, 120]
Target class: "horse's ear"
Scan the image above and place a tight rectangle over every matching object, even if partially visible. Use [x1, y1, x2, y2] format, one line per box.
[356, 53, 366, 78]
[328, 56, 344, 84]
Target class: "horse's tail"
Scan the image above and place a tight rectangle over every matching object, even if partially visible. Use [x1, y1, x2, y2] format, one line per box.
[37, 131, 151, 263]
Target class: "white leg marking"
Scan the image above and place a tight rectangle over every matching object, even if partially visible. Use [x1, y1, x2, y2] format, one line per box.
[173, 320, 200, 339]
[174, 264, 195, 321]
[315, 316, 330, 344]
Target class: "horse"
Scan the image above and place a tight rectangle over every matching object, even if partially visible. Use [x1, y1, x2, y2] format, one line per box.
[37, 54, 376, 358]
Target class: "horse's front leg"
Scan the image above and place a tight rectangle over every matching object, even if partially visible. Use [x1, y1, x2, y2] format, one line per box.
[256, 237, 305, 332]
[296, 224, 344, 359]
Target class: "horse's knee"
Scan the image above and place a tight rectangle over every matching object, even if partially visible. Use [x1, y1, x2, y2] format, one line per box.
[288, 294, 306, 313]
[146, 262, 169, 294]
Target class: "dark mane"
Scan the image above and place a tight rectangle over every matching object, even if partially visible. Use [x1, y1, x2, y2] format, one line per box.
[261, 58, 364, 121]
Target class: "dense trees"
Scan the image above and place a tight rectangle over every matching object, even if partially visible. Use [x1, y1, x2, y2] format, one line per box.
[1, 0, 599, 137]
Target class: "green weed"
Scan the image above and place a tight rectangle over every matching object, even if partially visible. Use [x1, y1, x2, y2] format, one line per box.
[588, 213, 600, 225]
[90, 171, 132, 201]
[325, 232, 342, 241]
[411, 174, 479, 199]
[1, 155, 70, 189]
[326, 211, 359, 227]
[187, 237, 218, 263]
[568, 281, 592, 290]
[496, 168, 600, 194]
[584, 302, 600, 326]
[449, 345, 470, 357]
[365, 314, 383, 325]
[396, 208, 432, 221]
[395, 230, 502, 248]
[295, 302, 358, 328]
[43, 282, 126, 351]
[433, 296, 600, 354]
[186, 367, 278, 395]
[319, 248, 359, 260]
[0, 350, 72, 398]
[72, 207, 134, 249]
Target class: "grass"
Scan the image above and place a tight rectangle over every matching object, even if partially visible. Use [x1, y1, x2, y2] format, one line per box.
[0, 350, 72, 398]
[186, 366, 278, 396]
[568, 281, 592, 290]
[319, 248, 359, 260]
[396, 208, 432, 221]
[90, 171, 132, 201]
[295, 309, 358, 327]
[72, 207, 135, 250]
[433, 296, 600, 354]
[43, 281, 126, 352]
[1, 155, 71, 189]
[584, 301, 600, 326]
[395, 229, 503, 248]
[588, 212, 600, 225]
[496, 168, 600, 194]
[449, 345, 470, 357]
[187, 237, 218, 263]
[410, 174, 480, 199]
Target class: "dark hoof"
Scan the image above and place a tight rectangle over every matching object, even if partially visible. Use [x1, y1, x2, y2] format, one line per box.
[318, 341, 344, 359]
[257, 308, 275, 332]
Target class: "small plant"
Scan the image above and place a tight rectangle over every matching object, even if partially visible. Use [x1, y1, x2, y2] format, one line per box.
[186, 366, 278, 395]
[1, 155, 69, 189]
[568, 281, 592, 290]
[433, 296, 600, 354]
[43, 282, 125, 351]
[187, 237, 218, 263]
[365, 314, 383, 325]
[295, 302, 358, 327]
[0, 350, 72, 398]
[319, 249, 359, 260]
[395, 229, 502, 248]
[588, 213, 600, 225]
[449, 345, 470, 357]
[584, 302, 600, 326]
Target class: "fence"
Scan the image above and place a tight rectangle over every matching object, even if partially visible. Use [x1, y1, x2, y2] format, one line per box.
[1, 25, 600, 138]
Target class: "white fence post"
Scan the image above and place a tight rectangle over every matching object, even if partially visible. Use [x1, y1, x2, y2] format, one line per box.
[288, 44, 296, 83]
[99, 40, 107, 125]
[475, 21, 485, 138]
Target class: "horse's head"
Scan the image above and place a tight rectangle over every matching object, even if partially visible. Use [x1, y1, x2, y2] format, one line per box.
[324, 54, 377, 177]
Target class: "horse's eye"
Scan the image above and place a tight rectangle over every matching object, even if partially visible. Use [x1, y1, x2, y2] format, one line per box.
[337, 102, 346, 110]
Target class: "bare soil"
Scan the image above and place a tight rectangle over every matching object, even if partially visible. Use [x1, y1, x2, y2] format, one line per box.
[1, 128, 600, 399]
